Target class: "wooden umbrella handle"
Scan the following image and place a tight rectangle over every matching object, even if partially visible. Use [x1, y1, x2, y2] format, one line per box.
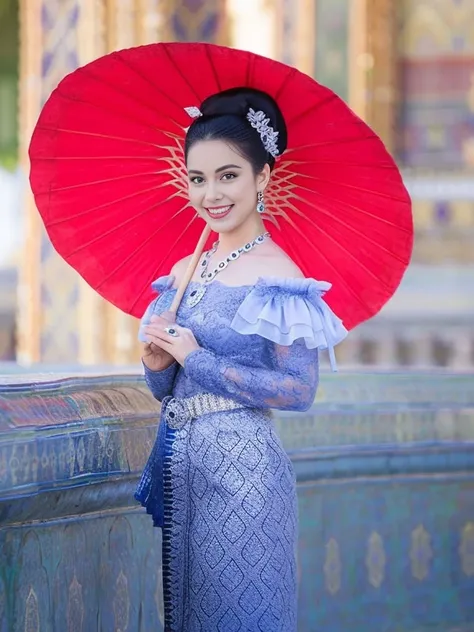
[169, 224, 211, 314]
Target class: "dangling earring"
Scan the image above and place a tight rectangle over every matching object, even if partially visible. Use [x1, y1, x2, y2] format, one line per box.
[256, 191, 265, 214]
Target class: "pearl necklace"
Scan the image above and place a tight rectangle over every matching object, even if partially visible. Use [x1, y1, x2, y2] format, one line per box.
[186, 231, 271, 308]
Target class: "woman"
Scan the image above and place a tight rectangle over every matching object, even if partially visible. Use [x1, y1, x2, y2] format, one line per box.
[135, 87, 347, 631]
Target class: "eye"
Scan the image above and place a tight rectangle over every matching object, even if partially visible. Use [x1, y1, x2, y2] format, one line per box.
[221, 172, 237, 181]
[190, 176, 204, 185]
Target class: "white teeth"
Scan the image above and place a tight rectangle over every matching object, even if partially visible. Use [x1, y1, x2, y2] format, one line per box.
[207, 205, 232, 216]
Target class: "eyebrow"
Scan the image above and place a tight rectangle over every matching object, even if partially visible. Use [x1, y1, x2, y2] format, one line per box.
[188, 164, 242, 175]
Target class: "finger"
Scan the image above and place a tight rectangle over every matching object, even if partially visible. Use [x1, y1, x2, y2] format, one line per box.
[144, 334, 173, 351]
[152, 310, 176, 323]
[144, 329, 172, 345]
[150, 313, 176, 326]
[145, 323, 185, 339]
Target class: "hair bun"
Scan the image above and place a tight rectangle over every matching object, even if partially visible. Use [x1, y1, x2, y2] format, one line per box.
[199, 87, 288, 155]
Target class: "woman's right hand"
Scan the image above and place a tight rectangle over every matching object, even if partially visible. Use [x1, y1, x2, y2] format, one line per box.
[141, 311, 175, 372]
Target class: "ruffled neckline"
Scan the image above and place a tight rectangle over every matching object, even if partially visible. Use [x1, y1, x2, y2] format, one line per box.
[151, 274, 332, 297]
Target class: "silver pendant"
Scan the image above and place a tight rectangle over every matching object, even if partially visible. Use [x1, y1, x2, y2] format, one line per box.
[186, 284, 206, 307]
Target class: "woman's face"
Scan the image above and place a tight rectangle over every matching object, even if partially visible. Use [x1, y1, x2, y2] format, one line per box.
[186, 139, 269, 233]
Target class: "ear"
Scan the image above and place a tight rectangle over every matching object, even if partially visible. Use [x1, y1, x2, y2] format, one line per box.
[256, 163, 271, 191]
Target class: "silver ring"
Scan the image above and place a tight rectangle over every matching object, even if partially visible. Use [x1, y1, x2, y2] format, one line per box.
[164, 326, 179, 337]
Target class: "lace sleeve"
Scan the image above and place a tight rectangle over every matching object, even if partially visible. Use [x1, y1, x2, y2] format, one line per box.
[143, 361, 179, 402]
[183, 339, 319, 411]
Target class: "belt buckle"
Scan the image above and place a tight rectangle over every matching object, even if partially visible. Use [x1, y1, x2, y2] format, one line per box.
[164, 398, 188, 429]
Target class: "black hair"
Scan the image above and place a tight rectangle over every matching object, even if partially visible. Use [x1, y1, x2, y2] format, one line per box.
[184, 87, 287, 173]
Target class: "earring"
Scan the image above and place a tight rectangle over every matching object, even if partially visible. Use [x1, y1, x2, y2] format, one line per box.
[256, 191, 265, 214]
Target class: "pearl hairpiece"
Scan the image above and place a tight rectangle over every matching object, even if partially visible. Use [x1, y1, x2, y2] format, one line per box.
[184, 105, 280, 157]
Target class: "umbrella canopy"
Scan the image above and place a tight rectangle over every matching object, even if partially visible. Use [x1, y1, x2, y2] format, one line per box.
[29, 42, 413, 330]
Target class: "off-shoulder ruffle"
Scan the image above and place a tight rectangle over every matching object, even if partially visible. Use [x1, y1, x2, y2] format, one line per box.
[138, 275, 176, 343]
[231, 276, 348, 370]
[151, 274, 175, 293]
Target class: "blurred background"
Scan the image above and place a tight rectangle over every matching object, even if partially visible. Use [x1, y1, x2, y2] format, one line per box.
[0, 0, 473, 371]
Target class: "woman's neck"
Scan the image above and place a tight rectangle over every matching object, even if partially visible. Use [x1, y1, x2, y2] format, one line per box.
[215, 215, 267, 255]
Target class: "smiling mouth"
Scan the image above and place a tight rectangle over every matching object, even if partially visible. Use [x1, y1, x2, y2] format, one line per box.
[205, 205, 233, 219]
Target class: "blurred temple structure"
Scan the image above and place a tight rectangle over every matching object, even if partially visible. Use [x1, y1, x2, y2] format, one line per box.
[0, 0, 473, 369]
[1, 4, 474, 632]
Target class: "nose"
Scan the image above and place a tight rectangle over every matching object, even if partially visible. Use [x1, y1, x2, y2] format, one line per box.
[203, 181, 223, 205]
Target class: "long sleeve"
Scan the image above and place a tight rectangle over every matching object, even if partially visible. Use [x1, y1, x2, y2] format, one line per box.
[139, 274, 180, 401]
[143, 361, 179, 401]
[184, 339, 319, 411]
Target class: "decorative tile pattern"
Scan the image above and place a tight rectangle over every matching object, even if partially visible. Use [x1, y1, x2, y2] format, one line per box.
[1, 373, 474, 631]
[324, 538, 342, 595]
[366, 531, 386, 589]
[410, 524, 433, 581]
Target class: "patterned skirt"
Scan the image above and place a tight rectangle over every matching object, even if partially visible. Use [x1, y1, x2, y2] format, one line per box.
[135, 395, 298, 632]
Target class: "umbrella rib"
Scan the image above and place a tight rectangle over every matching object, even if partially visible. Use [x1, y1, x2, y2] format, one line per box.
[161, 43, 204, 103]
[273, 67, 298, 101]
[244, 50, 254, 86]
[93, 201, 195, 292]
[283, 135, 377, 154]
[274, 167, 410, 205]
[269, 210, 372, 313]
[33, 125, 166, 149]
[76, 63, 185, 135]
[284, 93, 338, 126]
[278, 159, 397, 169]
[274, 178, 412, 232]
[273, 198, 409, 288]
[204, 44, 222, 92]
[51, 90, 183, 138]
[287, 191, 412, 265]
[111, 52, 192, 114]
[34, 155, 167, 161]
[296, 174, 410, 204]
[66, 195, 191, 255]
[270, 167, 411, 231]
[45, 183, 186, 225]
[130, 215, 204, 313]
[41, 169, 186, 194]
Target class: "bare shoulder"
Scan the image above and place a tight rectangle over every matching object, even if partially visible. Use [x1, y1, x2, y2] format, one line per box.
[170, 254, 193, 285]
[257, 242, 304, 279]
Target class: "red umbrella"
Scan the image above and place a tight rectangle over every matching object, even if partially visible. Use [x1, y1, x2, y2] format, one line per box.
[29, 42, 413, 330]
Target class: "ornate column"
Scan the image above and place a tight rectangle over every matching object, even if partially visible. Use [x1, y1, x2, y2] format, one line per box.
[17, 0, 170, 366]
[348, 0, 398, 153]
[17, 0, 230, 366]
[274, 0, 316, 72]
[17, 0, 87, 365]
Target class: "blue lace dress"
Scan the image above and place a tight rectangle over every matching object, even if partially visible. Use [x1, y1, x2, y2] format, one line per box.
[135, 275, 347, 632]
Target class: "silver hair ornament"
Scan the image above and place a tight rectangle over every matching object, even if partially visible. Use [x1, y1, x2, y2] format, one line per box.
[184, 106, 203, 118]
[246, 108, 280, 157]
[184, 105, 280, 158]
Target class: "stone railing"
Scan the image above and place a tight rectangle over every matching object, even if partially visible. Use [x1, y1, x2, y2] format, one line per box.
[1, 370, 474, 632]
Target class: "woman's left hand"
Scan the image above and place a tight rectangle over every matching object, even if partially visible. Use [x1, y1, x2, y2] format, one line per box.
[143, 314, 201, 367]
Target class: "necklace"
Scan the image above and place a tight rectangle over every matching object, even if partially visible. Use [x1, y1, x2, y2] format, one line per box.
[186, 231, 271, 308]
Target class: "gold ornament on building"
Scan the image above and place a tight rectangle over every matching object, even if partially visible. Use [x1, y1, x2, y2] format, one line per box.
[67, 575, 85, 632]
[25, 587, 40, 632]
[460, 522, 474, 577]
[410, 524, 433, 581]
[113, 569, 130, 632]
[366, 531, 386, 588]
[324, 537, 342, 595]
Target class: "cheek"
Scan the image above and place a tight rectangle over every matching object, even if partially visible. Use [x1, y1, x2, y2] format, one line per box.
[187, 186, 202, 207]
